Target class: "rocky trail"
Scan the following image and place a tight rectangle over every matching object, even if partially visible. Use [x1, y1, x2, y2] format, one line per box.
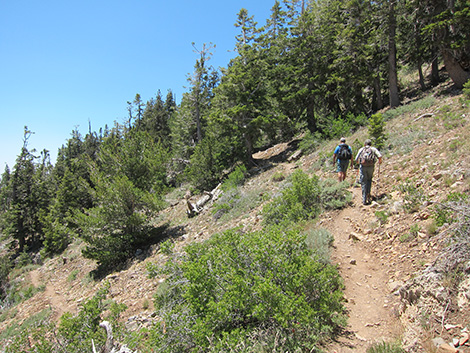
[2, 87, 470, 352]
[23, 172, 402, 353]
[324, 186, 402, 352]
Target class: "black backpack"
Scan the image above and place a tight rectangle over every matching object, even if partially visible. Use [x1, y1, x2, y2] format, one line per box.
[337, 144, 352, 160]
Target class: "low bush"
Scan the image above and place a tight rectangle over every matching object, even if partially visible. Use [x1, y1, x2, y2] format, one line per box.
[299, 130, 322, 154]
[147, 227, 345, 352]
[382, 96, 437, 121]
[434, 192, 469, 227]
[399, 224, 420, 243]
[263, 170, 321, 226]
[397, 180, 428, 213]
[221, 164, 247, 191]
[319, 178, 352, 210]
[4, 283, 127, 353]
[305, 228, 335, 262]
[213, 187, 269, 222]
[375, 210, 389, 225]
[368, 113, 387, 150]
[367, 341, 406, 353]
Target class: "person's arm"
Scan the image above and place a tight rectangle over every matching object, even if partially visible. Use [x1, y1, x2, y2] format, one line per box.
[333, 153, 337, 165]
[355, 148, 362, 164]
[374, 147, 383, 164]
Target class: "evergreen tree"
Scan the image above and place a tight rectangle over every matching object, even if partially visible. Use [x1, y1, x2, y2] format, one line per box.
[76, 131, 169, 271]
[2, 128, 52, 252]
[422, 0, 470, 88]
[259, 0, 299, 142]
[387, 0, 400, 107]
[211, 8, 269, 165]
[140, 91, 172, 147]
[188, 42, 217, 144]
[0, 166, 12, 213]
[170, 49, 219, 183]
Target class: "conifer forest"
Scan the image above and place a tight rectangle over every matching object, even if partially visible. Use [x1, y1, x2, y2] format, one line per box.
[0, 0, 469, 351]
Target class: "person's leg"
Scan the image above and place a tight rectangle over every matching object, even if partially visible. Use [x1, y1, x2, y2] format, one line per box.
[360, 167, 367, 204]
[338, 160, 348, 182]
[336, 160, 343, 182]
[364, 167, 374, 203]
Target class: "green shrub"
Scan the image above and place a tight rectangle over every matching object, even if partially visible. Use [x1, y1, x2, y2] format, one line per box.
[149, 227, 345, 352]
[368, 113, 387, 150]
[159, 238, 175, 255]
[221, 165, 247, 191]
[76, 174, 164, 272]
[375, 210, 389, 225]
[186, 132, 231, 192]
[272, 171, 285, 182]
[434, 192, 469, 227]
[305, 228, 334, 262]
[57, 284, 127, 353]
[382, 96, 437, 121]
[263, 170, 321, 226]
[330, 116, 353, 138]
[397, 180, 428, 213]
[15, 251, 32, 268]
[213, 187, 268, 223]
[367, 341, 406, 353]
[68, 269, 79, 282]
[319, 178, 352, 210]
[4, 284, 127, 352]
[299, 130, 322, 154]
[399, 224, 420, 243]
[463, 80, 470, 100]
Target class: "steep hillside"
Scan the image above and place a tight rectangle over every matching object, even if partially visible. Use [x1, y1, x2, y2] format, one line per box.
[1, 82, 469, 352]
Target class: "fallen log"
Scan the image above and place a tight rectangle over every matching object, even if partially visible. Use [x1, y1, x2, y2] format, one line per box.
[185, 183, 222, 217]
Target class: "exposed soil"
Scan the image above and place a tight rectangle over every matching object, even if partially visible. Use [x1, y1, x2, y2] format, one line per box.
[1, 84, 469, 352]
[323, 187, 403, 352]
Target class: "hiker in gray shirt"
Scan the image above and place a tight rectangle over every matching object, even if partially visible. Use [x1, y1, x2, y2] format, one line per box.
[355, 139, 382, 205]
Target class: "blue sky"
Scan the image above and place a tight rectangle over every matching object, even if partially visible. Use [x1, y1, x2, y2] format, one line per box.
[0, 0, 276, 170]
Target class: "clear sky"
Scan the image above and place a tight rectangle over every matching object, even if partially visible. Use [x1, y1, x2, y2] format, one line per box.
[0, 0, 276, 171]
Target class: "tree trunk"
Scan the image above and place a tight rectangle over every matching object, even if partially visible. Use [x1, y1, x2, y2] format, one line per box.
[431, 48, 440, 87]
[416, 29, 426, 91]
[418, 59, 426, 91]
[388, 1, 400, 108]
[442, 50, 470, 89]
[306, 88, 317, 134]
[372, 74, 384, 111]
[195, 99, 202, 143]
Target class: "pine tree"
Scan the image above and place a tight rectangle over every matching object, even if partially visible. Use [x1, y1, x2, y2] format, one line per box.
[140, 91, 172, 147]
[422, 0, 470, 88]
[76, 131, 168, 271]
[2, 127, 52, 252]
[211, 8, 269, 165]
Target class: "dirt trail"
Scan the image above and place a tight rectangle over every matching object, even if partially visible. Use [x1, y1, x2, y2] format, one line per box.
[323, 186, 402, 352]
[29, 265, 80, 321]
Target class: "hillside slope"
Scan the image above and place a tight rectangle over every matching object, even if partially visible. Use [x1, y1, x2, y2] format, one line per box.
[1, 83, 469, 352]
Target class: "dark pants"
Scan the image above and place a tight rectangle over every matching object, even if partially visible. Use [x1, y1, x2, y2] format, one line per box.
[360, 165, 374, 203]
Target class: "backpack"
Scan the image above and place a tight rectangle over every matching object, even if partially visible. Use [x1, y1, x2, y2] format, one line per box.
[337, 144, 352, 160]
[359, 146, 376, 166]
